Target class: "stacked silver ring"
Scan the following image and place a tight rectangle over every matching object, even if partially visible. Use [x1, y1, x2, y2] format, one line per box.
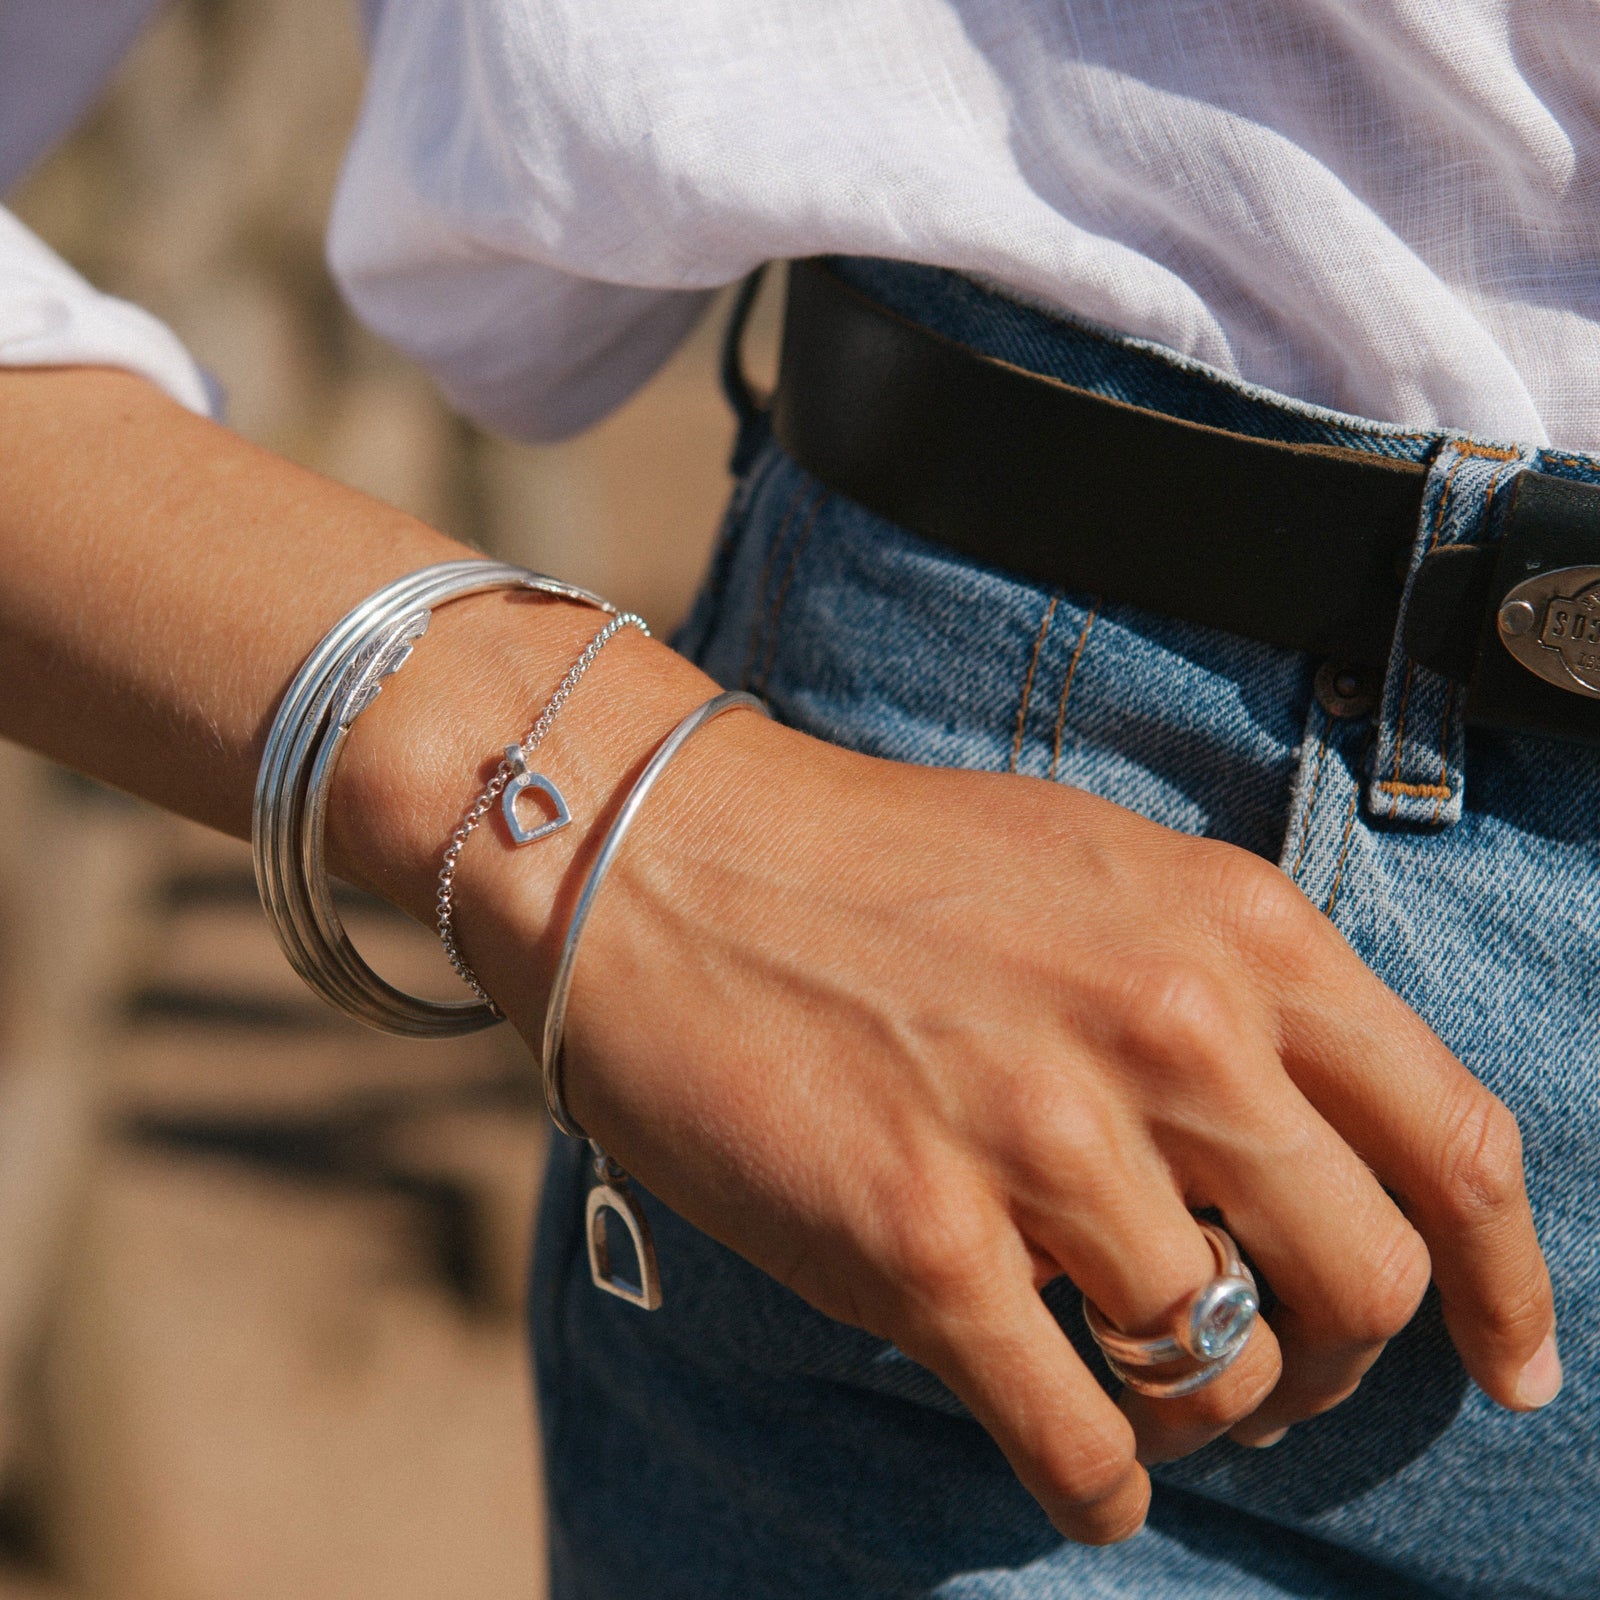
[1082, 1222, 1260, 1397]
[252, 559, 616, 1038]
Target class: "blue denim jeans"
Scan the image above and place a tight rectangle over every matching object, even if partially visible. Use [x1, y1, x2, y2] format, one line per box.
[533, 259, 1599, 1599]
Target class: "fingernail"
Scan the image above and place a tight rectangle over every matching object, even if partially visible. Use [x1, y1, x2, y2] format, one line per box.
[1242, 1426, 1288, 1449]
[1515, 1334, 1563, 1410]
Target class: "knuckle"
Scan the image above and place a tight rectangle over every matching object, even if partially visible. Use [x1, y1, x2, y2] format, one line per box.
[1293, 1379, 1363, 1421]
[1065, 1492, 1150, 1546]
[881, 1190, 1002, 1305]
[1343, 1227, 1433, 1344]
[1118, 963, 1240, 1068]
[1436, 1091, 1526, 1222]
[1112, 963, 1275, 1117]
[1185, 1347, 1281, 1428]
[995, 1067, 1116, 1181]
[1469, 1278, 1552, 1347]
[1172, 1382, 1253, 1433]
[1218, 857, 1317, 954]
[1036, 1427, 1136, 1508]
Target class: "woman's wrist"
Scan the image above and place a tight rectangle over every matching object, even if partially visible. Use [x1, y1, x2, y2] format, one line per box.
[324, 585, 720, 994]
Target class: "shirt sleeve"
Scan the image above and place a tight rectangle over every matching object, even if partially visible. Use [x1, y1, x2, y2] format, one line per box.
[0, 205, 215, 416]
[327, 0, 716, 443]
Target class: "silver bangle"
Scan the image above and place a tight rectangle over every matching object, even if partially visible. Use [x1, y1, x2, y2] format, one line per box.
[252, 559, 618, 1038]
[435, 609, 651, 1009]
[540, 689, 769, 1141]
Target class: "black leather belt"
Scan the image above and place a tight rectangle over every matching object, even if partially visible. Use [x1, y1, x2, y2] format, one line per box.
[762, 258, 1600, 747]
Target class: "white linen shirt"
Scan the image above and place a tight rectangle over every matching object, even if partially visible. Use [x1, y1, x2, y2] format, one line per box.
[0, 0, 212, 415]
[6, 1, 1600, 450]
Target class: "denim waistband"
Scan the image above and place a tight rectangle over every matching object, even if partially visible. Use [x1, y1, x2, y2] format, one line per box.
[808, 257, 1600, 827]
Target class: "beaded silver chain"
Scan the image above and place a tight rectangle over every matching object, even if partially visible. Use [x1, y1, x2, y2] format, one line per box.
[435, 611, 650, 1009]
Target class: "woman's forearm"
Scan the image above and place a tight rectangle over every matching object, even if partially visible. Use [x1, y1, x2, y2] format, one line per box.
[0, 364, 715, 931]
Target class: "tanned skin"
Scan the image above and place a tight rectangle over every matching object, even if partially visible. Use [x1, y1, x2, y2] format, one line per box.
[0, 366, 1559, 1543]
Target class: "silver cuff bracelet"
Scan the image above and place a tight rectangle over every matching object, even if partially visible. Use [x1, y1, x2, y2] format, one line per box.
[539, 688, 769, 1141]
[537, 688, 768, 1312]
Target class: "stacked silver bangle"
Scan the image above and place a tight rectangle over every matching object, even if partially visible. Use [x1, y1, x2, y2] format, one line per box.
[251, 558, 617, 1038]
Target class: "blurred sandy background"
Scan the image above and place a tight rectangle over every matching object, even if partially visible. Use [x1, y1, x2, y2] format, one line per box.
[0, 3, 774, 1594]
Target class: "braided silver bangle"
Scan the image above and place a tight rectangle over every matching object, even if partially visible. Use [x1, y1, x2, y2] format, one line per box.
[252, 559, 618, 1038]
[435, 610, 651, 1008]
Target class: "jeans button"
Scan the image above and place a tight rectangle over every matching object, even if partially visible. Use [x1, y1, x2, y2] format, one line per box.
[1315, 661, 1377, 719]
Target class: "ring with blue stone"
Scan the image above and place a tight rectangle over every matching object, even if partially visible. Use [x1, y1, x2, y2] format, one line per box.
[1081, 1221, 1260, 1399]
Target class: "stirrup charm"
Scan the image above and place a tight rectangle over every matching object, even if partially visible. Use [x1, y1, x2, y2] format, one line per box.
[501, 745, 571, 846]
[585, 1149, 662, 1310]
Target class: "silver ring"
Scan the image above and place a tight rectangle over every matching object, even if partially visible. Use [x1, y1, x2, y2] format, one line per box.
[1082, 1221, 1259, 1398]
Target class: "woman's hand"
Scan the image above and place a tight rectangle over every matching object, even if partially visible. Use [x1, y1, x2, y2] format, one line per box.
[456, 709, 1557, 1546]
[5, 365, 1543, 1546]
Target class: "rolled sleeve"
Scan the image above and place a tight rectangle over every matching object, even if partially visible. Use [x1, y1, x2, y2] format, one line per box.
[0, 206, 215, 416]
[327, 0, 714, 442]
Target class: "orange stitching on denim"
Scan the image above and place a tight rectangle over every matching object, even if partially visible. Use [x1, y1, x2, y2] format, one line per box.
[1388, 454, 1460, 790]
[1010, 595, 1059, 772]
[740, 480, 810, 690]
[1386, 660, 1418, 816]
[1344, 427, 1432, 446]
[1478, 455, 1514, 534]
[755, 492, 827, 695]
[1414, 447, 1513, 829]
[1048, 601, 1098, 780]
[1399, 452, 1513, 821]
[1375, 779, 1452, 798]
[1290, 715, 1333, 882]
[1324, 729, 1377, 916]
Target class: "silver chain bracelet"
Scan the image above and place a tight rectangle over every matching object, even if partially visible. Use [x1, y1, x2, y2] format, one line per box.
[435, 610, 650, 1007]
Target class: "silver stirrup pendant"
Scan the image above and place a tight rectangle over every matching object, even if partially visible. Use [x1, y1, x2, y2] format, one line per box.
[585, 1147, 662, 1310]
[501, 745, 571, 846]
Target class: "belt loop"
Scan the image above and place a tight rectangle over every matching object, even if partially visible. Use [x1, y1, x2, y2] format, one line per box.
[721, 264, 772, 477]
[1366, 439, 1537, 827]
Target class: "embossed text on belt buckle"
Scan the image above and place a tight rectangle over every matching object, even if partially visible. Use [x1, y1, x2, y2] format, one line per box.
[1497, 567, 1600, 699]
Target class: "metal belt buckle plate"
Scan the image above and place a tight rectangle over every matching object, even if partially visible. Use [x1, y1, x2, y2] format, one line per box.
[1457, 471, 1600, 745]
[1497, 569, 1600, 699]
